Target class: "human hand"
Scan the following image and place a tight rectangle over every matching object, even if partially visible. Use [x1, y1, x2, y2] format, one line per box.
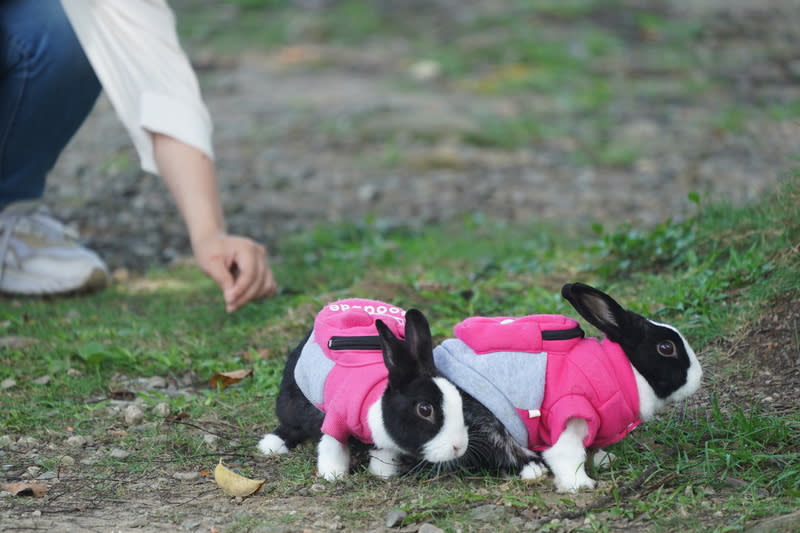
[193, 233, 277, 312]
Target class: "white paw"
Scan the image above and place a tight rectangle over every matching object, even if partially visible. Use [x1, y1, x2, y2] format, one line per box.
[257, 434, 289, 455]
[319, 468, 347, 482]
[317, 434, 349, 482]
[368, 448, 400, 479]
[592, 450, 616, 470]
[554, 471, 596, 493]
[520, 461, 547, 481]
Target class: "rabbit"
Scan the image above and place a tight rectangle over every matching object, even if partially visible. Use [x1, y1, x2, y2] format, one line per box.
[433, 282, 703, 492]
[258, 299, 469, 481]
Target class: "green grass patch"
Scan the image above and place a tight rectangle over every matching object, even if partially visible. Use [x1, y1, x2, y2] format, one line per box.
[2, 171, 798, 530]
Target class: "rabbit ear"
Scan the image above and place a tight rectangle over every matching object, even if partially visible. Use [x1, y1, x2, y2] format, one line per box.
[561, 283, 631, 343]
[376, 318, 415, 386]
[403, 309, 436, 375]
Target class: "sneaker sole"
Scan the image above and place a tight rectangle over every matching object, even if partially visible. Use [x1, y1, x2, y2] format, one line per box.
[0, 266, 109, 295]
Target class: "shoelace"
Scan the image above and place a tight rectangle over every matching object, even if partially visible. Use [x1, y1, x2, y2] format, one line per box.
[0, 204, 79, 282]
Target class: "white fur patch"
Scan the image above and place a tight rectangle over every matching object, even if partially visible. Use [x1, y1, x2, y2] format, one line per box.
[520, 461, 547, 480]
[368, 447, 402, 479]
[633, 368, 665, 421]
[592, 449, 616, 469]
[257, 433, 289, 455]
[421, 377, 469, 463]
[317, 434, 350, 481]
[542, 418, 596, 493]
[367, 396, 401, 452]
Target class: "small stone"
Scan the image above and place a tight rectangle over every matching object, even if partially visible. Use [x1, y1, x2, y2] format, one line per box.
[65, 435, 88, 448]
[26, 466, 42, 477]
[173, 471, 200, 481]
[15, 437, 39, 450]
[146, 376, 167, 389]
[0, 378, 16, 390]
[469, 504, 507, 522]
[153, 402, 171, 417]
[202, 434, 220, 450]
[59, 456, 75, 466]
[124, 405, 145, 426]
[0, 435, 13, 449]
[418, 524, 445, 533]
[32, 375, 51, 386]
[66, 368, 82, 377]
[384, 509, 407, 528]
[109, 448, 131, 459]
[31, 510, 42, 518]
[409, 59, 441, 81]
[36, 471, 57, 481]
[0, 336, 38, 350]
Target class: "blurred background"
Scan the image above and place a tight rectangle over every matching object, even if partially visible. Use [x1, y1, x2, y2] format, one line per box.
[50, 0, 799, 272]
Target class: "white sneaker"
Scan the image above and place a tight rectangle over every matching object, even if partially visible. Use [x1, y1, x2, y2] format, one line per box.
[0, 201, 110, 295]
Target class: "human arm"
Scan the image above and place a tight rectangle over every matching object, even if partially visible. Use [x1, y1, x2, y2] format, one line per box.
[152, 133, 276, 312]
[62, 1, 277, 310]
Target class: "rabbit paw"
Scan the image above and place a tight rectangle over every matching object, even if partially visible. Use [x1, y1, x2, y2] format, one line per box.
[520, 461, 547, 481]
[368, 448, 401, 479]
[257, 434, 289, 455]
[554, 471, 596, 493]
[317, 434, 350, 481]
[592, 450, 616, 470]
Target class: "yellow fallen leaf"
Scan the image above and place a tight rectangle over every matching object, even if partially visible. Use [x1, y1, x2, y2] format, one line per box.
[214, 460, 265, 497]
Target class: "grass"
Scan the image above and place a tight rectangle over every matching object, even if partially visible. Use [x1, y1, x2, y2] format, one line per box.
[2, 176, 799, 531]
[4, 1, 800, 530]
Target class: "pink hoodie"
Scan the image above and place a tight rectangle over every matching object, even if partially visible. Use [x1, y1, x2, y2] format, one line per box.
[436, 314, 641, 450]
[294, 299, 406, 444]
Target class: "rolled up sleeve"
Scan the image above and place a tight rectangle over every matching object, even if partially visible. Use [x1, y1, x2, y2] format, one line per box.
[61, 0, 213, 175]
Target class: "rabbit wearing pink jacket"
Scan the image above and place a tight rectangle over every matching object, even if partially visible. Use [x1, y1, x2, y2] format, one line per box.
[434, 283, 703, 492]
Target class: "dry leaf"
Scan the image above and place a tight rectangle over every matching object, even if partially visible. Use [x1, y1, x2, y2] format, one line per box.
[2, 482, 48, 498]
[209, 368, 253, 389]
[214, 460, 265, 497]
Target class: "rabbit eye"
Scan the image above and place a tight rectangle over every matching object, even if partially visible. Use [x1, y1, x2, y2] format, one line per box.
[657, 341, 677, 357]
[416, 402, 434, 420]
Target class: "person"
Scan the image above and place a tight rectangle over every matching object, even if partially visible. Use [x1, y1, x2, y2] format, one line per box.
[0, 0, 277, 312]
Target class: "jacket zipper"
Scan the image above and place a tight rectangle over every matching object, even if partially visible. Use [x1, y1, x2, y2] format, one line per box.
[542, 326, 584, 340]
[327, 327, 583, 351]
[328, 336, 383, 350]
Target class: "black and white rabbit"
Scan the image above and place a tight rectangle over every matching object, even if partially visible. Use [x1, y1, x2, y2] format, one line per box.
[433, 282, 703, 492]
[258, 302, 469, 481]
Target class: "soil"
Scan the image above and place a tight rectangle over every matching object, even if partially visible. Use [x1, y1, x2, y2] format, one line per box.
[2, 1, 799, 532]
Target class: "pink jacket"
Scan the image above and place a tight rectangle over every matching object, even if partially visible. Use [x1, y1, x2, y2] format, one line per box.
[294, 299, 406, 444]
[436, 314, 641, 450]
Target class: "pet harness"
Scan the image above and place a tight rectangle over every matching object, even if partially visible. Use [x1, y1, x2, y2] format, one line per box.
[294, 298, 406, 444]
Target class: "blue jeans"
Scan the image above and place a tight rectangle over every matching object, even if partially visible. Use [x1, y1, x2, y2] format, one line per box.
[0, 0, 101, 209]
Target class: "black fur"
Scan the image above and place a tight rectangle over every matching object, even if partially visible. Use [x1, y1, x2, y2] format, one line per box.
[455, 392, 544, 474]
[269, 331, 325, 449]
